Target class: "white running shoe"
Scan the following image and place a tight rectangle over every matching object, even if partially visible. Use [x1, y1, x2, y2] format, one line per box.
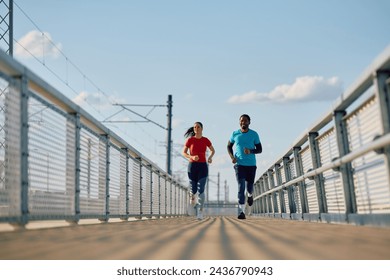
[190, 193, 197, 206]
[197, 210, 203, 220]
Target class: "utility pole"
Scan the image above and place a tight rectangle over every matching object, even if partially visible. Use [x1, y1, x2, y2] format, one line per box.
[103, 95, 173, 175]
[166, 95, 172, 175]
[0, 0, 13, 56]
[217, 172, 220, 205]
[206, 178, 209, 204]
[224, 180, 228, 203]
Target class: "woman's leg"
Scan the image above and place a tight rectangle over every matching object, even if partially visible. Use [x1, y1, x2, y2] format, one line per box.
[188, 162, 199, 195]
[197, 177, 207, 210]
[198, 163, 209, 208]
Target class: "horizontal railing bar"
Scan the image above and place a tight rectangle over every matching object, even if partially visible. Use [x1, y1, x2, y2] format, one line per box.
[255, 132, 390, 200]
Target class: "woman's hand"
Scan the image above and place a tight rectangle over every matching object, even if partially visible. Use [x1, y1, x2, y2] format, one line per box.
[192, 155, 199, 161]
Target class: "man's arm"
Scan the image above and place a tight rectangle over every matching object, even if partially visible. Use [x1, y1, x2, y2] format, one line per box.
[244, 142, 262, 155]
[227, 141, 236, 163]
[251, 143, 262, 154]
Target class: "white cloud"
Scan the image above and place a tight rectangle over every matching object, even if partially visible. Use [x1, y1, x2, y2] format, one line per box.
[227, 76, 343, 104]
[14, 30, 62, 59]
[73, 90, 112, 110]
[73, 91, 91, 106]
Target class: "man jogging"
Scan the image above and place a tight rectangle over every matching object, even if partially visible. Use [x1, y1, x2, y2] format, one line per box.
[227, 114, 262, 219]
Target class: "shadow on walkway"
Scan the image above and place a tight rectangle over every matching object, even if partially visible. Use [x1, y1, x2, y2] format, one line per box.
[1, 216, 389, 260]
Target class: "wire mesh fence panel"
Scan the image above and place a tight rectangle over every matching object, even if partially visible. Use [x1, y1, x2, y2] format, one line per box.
[128, 157, 141, 216]
[159, 176, 167, 215]
[318, 128, 346, 213]
[0, 78, 21, 218]
[346, 96, 390, 214]
[28, 94, 73, 217]
[287, 159, 302, 214]
[301, 146, 319, 213]
[141, 164, 151, 216]
[108, 144, 124, 217]
[152, 171, 160, 215]
[167, 180, 172, 215]
[78, 127, 106, 216]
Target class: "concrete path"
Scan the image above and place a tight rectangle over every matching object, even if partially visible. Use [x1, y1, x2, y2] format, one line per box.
[1, 216, 389, 260]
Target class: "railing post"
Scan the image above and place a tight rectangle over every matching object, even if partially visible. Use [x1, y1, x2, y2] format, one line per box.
[254, 181, 261, 214]
[334, 110, 357, 215]
[157, 171, 161, 217]
[374, 70, 390, 185]
[148, 164, 153, 218]
[99, 134, 110, 222]
[275, 163, 286, 214]
[178, 184, 181, 216]
[293, 147, 308, 214]
[121, 148, 130, 220]
[181, 184, 185, 215]
[267, 169, 279, 215]
[176, 182, 179, 215]
[252, 181, 257, 214]
[19, 73, 29, 226]
[308, 132, 327, 214]
[138, 157, 143, 218]
[260, 178, 267, 214]
[283, 156, 296, 214]
[169, 178, 173, 216]
[263, 173, 271, 213]
[172, 180, 176, 215]
[176, 181, 179, 215]
[164, 175, 168, 217]
[67, 113, 80, 224]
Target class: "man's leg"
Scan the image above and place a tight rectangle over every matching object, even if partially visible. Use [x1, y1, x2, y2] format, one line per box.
[235, 165, 246, 219]
[246, 166, 257, 206]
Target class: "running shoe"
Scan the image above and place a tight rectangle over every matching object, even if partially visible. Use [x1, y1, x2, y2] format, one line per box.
[247, 195, 253, 206]
[190, 193, 197, 206]
[197, 210, 203, 220]
[238, 212, 246, 219]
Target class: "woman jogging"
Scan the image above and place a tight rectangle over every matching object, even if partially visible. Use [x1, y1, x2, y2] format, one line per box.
[182, 122, 215, 220]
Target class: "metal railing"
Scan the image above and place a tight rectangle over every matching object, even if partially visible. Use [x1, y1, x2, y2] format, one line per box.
[0, 49, 188, 226]
[253, 45, 390, 227]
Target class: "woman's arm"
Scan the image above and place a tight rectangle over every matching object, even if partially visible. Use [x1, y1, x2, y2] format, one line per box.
[207, 145, 215, 163]
[182, 146, 198, 161]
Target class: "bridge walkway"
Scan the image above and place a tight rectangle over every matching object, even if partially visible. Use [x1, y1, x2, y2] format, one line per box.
[1, 216, 389, 260]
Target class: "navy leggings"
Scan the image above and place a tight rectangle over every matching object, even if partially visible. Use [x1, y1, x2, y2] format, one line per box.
[188, 162, 208, 195]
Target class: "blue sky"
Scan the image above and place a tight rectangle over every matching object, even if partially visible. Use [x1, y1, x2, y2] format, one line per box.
[7, 0, 390, 201]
